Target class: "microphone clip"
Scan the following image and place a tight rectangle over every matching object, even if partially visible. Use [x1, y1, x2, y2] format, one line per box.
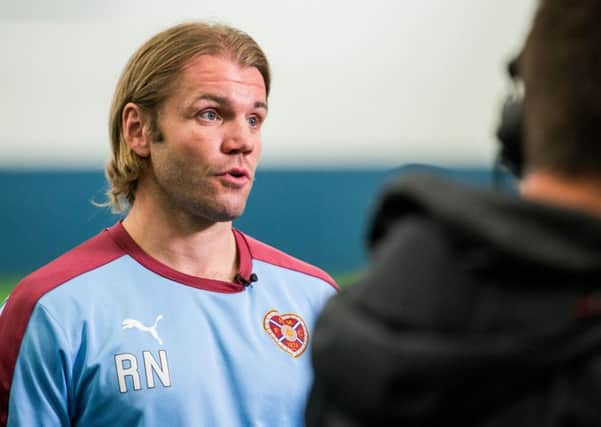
[235, 273, 258, 287]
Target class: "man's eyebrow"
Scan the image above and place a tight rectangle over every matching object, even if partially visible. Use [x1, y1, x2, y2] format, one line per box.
[190, 94, 268, 111]
[254, 101, 268, 112]
[193, 94, 228, 105]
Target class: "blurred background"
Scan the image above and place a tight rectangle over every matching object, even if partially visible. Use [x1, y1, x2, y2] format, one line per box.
[0, 0, 536, 296]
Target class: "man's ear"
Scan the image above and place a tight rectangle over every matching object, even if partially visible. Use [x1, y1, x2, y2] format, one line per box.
[122, 102, 153, 157]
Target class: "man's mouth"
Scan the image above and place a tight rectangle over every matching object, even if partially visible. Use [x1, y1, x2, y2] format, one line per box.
[215, 168, 251, 186]
[224, 168, 249, 179]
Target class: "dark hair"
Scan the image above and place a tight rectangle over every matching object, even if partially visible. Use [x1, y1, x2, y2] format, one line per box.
[519, 0, 601, 177]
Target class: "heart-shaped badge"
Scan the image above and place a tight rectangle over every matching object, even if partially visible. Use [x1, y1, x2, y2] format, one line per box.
[263, 309, 309, 358]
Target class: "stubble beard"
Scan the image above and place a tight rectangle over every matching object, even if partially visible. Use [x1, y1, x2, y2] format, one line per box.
[152, 162, 251, 225]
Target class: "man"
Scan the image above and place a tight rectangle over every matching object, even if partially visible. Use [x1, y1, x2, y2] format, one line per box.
[0, 23, 337, 426]
[307, 0, 601, 425]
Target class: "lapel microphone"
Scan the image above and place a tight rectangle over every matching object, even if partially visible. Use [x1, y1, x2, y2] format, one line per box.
[235, 273, 259, 287]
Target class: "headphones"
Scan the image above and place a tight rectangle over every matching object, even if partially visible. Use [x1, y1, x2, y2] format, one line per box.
[495, 57, 525, 179]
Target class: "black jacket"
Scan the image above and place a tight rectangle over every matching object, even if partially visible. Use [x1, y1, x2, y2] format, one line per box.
[306, 173, 601, 427]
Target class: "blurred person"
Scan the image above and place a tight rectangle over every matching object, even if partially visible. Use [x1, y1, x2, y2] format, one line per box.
[306, 0, 601, 425]
[0, 22, 337, 427]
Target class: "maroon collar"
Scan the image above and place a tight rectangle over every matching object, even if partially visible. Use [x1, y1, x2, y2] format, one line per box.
[106, 221, 252, 293]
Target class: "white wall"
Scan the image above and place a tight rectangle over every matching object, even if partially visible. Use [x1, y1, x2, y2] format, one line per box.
[0, 0, 537, 169]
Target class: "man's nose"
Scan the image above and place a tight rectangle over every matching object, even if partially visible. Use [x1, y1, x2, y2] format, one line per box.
[222, 118, 255, 154]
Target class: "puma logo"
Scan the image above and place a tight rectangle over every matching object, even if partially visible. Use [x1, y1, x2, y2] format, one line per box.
[122, 315, 164, 345]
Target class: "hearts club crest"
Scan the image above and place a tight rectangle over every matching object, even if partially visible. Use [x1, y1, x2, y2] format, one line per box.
[263, 310, 309, 358]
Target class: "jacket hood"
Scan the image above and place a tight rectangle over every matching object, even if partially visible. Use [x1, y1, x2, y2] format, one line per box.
[369, 173, 601, 273]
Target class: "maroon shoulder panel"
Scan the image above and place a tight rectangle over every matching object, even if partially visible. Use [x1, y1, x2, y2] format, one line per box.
[237, 231, 339, 291]
[0, 227, 125, 425]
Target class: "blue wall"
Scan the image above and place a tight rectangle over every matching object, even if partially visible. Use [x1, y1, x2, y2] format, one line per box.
[0, 166, 509, 277]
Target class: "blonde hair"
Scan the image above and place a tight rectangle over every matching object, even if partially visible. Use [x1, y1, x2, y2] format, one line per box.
[105, 22, 271, 212]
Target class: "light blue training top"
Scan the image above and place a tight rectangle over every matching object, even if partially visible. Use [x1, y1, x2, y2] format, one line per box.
[0, 222, 338, 426]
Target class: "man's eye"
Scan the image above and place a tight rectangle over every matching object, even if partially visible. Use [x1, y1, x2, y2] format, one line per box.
[199, 110, 218, 121]
[248, 116, 259, 128]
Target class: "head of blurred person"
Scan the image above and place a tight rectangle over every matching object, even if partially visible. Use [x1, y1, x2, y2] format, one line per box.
[105, 22, 271, 215]
[517, 0, 601, 215]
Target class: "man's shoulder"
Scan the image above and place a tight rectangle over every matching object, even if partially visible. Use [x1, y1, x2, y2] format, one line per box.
[238, 231, 339, 290]
[13, 226, 125, 305]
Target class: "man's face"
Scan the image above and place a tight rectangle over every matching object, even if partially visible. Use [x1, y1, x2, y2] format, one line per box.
[147, 54, 267, 224]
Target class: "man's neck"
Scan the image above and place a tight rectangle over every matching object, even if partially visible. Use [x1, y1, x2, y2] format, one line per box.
[122, 200, 238, 282]
[520, 171, 601, 218]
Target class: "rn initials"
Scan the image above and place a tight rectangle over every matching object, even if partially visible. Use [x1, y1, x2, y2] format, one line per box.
[114, 350, 171, 393]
